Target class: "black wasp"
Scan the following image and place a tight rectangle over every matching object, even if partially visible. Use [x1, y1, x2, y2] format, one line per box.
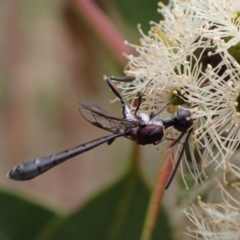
[7, 76, 193, 189]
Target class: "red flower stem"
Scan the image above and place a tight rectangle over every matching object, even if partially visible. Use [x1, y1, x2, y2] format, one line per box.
[71, 0, 134, 66]
[140, 153, 173, 240]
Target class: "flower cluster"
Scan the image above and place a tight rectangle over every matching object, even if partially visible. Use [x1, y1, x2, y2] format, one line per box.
[183, 180, 240, 240]
[115, 0, 240, 188]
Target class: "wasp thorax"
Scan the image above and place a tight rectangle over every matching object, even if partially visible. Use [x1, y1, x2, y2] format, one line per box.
[129, 125, 164, 145]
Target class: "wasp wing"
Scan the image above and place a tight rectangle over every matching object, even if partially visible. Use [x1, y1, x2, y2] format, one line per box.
[79, 103, 138, 135]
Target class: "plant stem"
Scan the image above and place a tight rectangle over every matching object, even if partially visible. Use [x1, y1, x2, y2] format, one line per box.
[140, 153, 173, 240]
[71, 0, 134, 66]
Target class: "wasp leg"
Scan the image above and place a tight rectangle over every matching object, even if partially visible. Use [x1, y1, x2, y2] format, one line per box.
[169, 131, 186, 147]
[106, 77, 134, 120]
[165, 129, 192, 189]
[110, 76, 135, 82]
[166, 137, 184, 146]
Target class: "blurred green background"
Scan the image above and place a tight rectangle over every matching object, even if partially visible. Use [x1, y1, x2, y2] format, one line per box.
[0, 0, 175, 239]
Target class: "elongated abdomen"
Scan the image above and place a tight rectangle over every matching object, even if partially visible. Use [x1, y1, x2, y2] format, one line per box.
[7, 133, 125, 180]
[7, 154, 69, 180]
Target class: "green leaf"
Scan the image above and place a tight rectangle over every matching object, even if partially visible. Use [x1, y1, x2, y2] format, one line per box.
[112, 0, 169, 32]
[0, 229, 9, 240]
[0, 189, 61, 240]
[43, 171, 172, 240]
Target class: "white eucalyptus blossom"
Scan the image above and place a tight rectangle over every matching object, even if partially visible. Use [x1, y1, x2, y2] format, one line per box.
[123, 29, 205, 187]
[184, 182, 240, 240]
[175, 51, 240, 183]
[180, 0, 240, 51]
[156, 1, 210, 55]
[115, 0, 240, 188]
